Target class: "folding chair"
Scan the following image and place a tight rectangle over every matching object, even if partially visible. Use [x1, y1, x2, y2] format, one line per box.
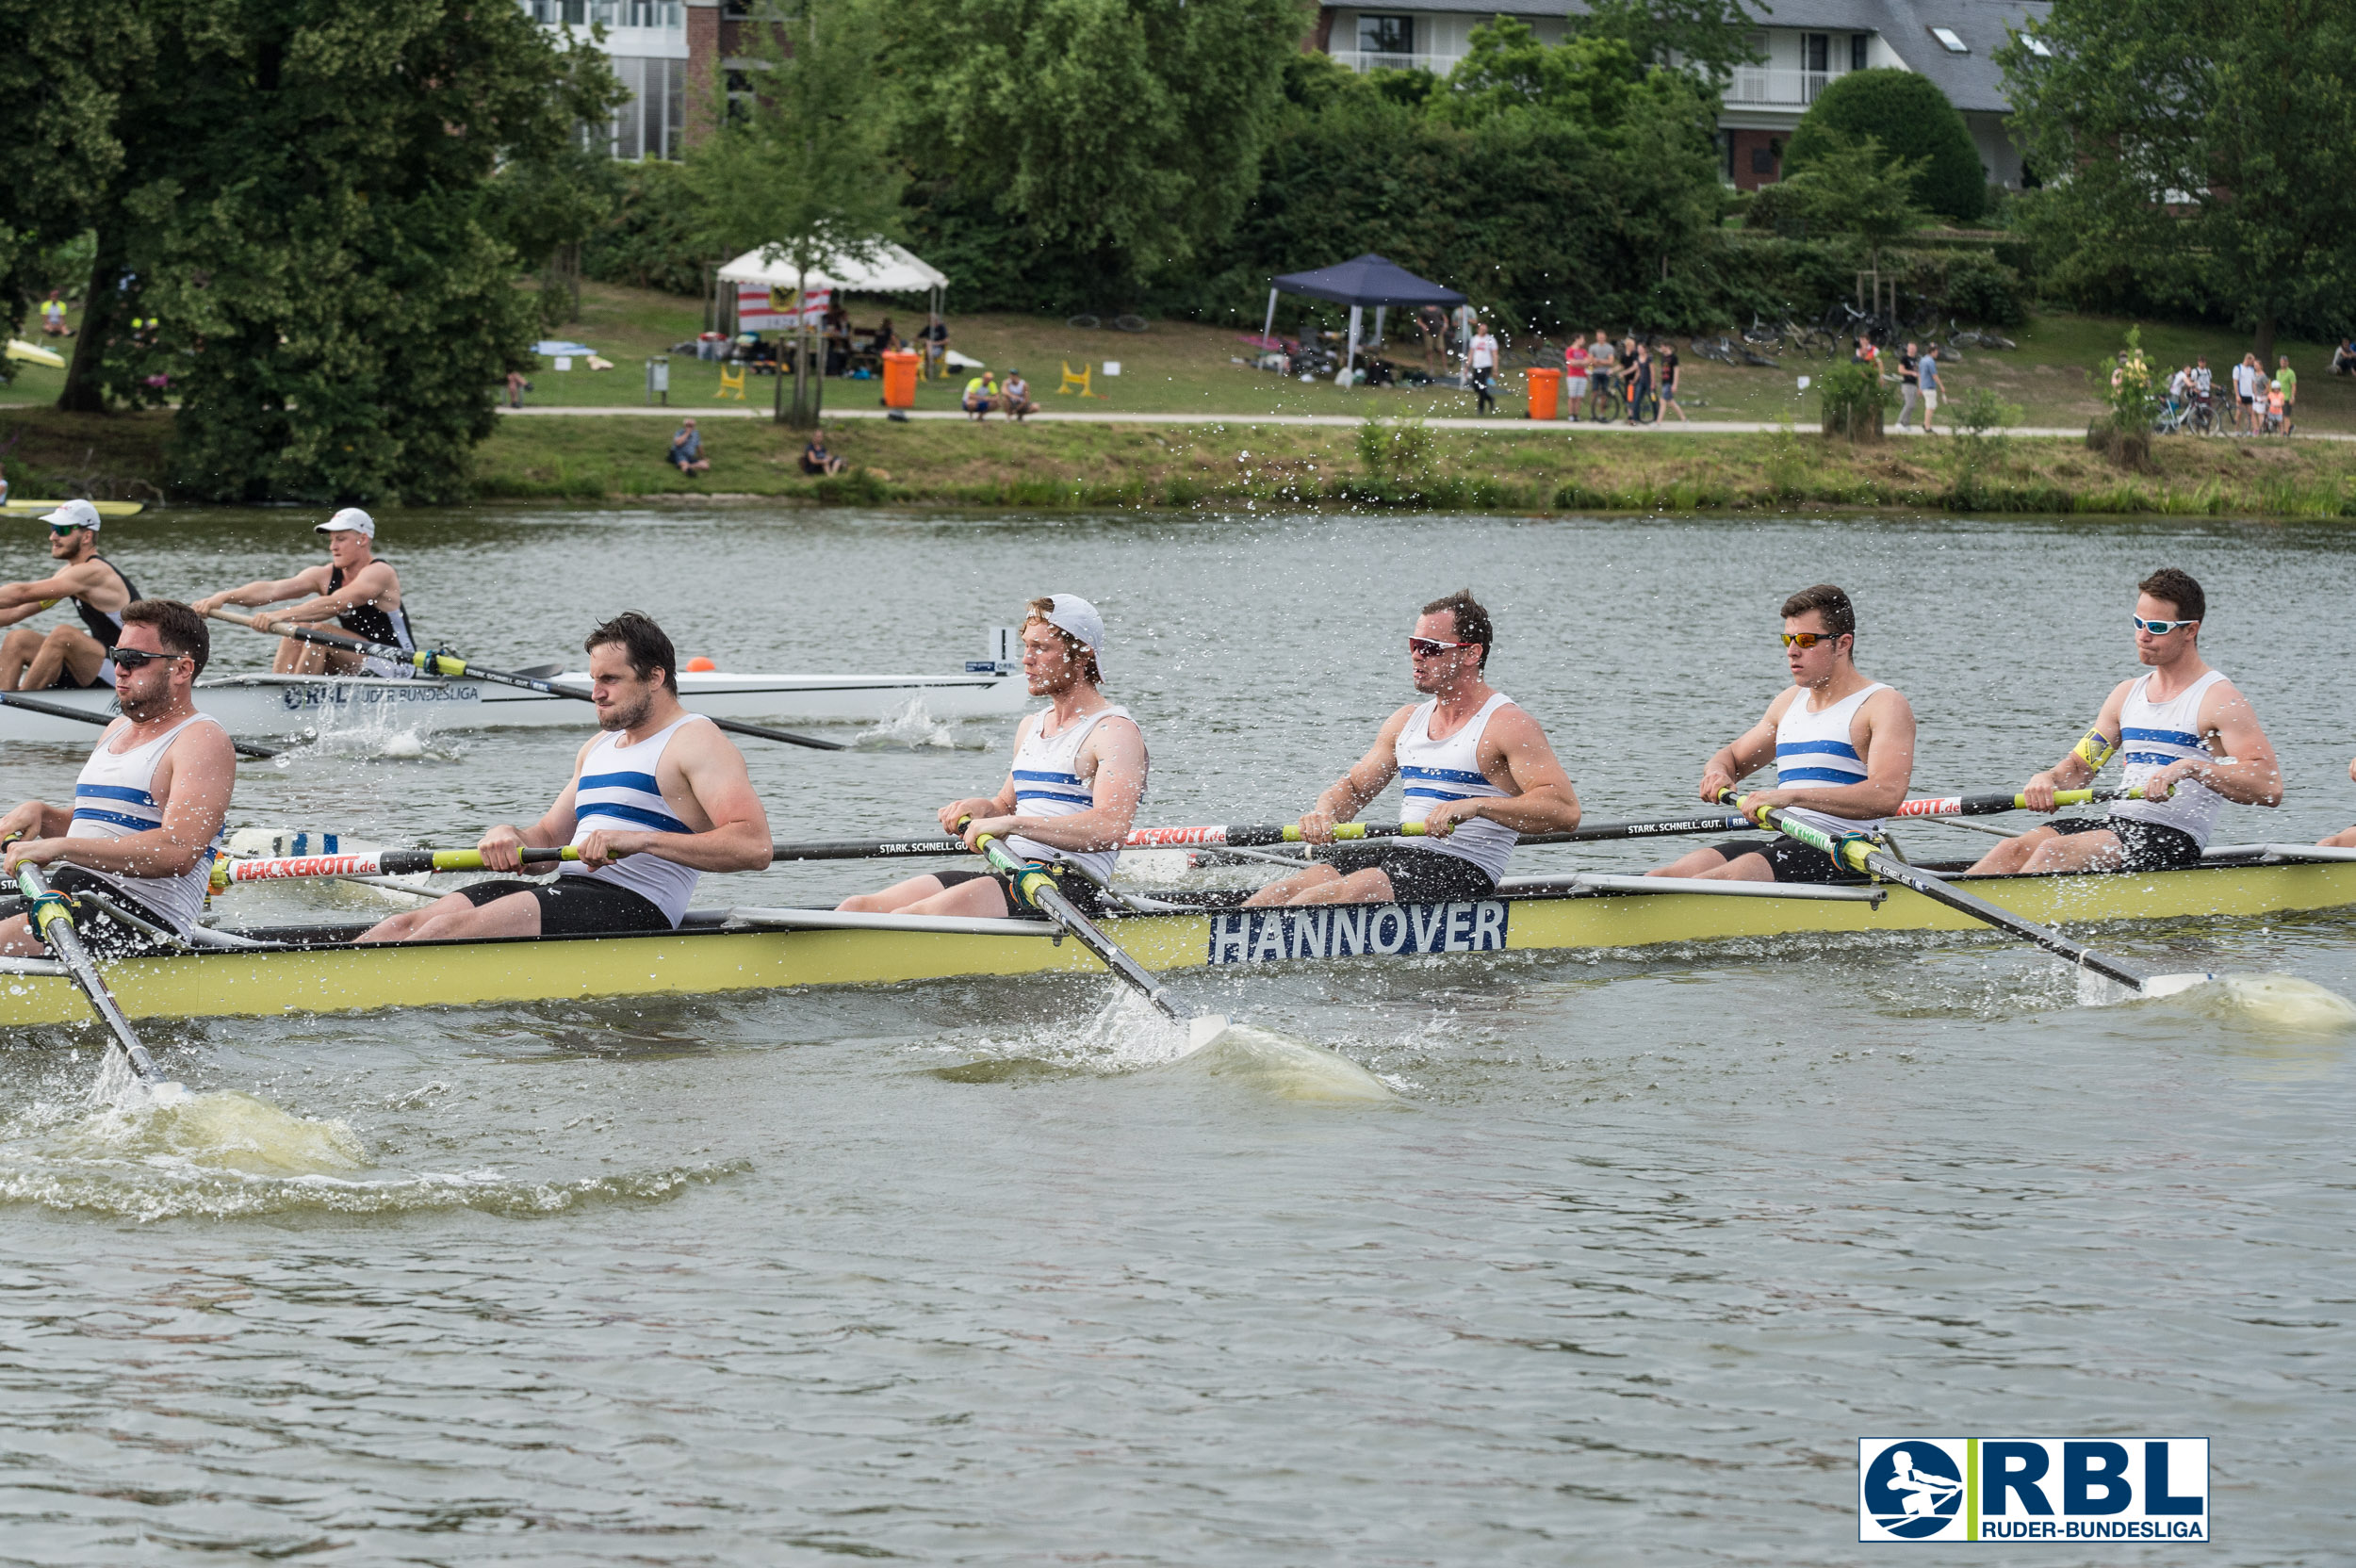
[1057, 361, 1095, 398]
[715, 363, 745, 401]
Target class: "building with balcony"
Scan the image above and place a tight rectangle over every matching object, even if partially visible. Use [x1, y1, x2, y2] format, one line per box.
[1311, 0, 2050, 192]
[520, 0, 739, 158]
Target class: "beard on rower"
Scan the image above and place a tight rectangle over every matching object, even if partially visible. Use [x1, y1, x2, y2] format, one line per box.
[595, 655, 663, 733]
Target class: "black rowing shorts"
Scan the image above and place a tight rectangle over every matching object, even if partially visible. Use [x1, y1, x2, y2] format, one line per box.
[2043, 816, 2205, 873]
[47, 866, 179, 959]
[458, 874, 673, 935]
[932, 865, 1113, 918]
[1319, 842, 1498, 902]
[1707, 837, 1868, 886]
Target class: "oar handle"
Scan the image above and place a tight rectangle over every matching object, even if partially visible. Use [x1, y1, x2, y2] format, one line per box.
[212, 844, 578, 889]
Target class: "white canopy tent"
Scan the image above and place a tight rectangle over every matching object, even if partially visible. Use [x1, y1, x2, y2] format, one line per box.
[714, 242, 947, 336]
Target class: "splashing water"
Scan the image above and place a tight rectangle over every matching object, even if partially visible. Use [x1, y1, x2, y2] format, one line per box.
[855, 698, 987, 751]
[2080, 969, 2356, 1032]
[1166, 1020, 1399, 1103]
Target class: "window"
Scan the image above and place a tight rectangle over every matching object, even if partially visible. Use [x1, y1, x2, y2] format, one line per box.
[2020, 32, 2053, 57]
[1803, 32, 1828, 71]
[1930, 26, 1968, 53]
[1751, 146, 1775, 174]
[1358, 14, 1414, 56]
[1851, 33, 1868, 70]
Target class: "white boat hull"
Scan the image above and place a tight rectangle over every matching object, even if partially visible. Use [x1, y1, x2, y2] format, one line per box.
[0, 669, 1028, 741]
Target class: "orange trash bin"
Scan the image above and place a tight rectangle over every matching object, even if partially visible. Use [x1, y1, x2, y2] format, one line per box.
[1526, 368, 1562, 420]
[881, 350, 920, 409]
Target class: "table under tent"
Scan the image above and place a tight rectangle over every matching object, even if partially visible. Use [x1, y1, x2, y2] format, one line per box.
[713, 243, 951, 379]
[1261, 254, 1467, 386]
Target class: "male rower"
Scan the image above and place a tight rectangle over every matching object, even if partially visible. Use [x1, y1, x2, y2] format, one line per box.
[190, 508, 417, 676]
[1244, 590, 1580, 906]
[356, 612, 770, 942]
[1966, 568, 2280, 875]
[0, 499, 139, 691]
[839, 596, 1147, 919]
[2322, 758, 2356, 850]
[1649, 584, 1916, 885]
[0, 599, 237, 956]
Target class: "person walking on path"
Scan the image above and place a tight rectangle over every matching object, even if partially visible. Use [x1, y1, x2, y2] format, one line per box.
[1468, 322, 1499, 415]
[1657, 340, 1689, 423]
[2275, 356, 2298, 434]
[1895, 342, 1921, 430]
[1916, 346, 1941, 435]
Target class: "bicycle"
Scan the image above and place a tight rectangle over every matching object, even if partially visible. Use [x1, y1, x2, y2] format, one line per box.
[1589, 368, 1624, 422]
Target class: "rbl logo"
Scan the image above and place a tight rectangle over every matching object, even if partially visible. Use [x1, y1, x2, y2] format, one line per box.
[1857, 1437, 2208, 1543]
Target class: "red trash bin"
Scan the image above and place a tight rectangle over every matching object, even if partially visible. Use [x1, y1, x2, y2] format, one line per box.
[1526, 368, 1562, 420]
[881, 350, 920, 410]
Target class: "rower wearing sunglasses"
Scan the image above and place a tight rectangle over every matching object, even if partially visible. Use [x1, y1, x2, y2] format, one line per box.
[0, 599, 237, 957]
[1648, 583, 1917, 886]
[0, 499, 140, 693]
[1245, 590, 1581, 907]
[1965, 567, 2281, 875]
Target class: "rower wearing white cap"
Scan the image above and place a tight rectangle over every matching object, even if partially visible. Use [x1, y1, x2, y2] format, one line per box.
[190, 508, 417, 677]
[0, 498, 142, 692]
[839, 595, 1148, 920]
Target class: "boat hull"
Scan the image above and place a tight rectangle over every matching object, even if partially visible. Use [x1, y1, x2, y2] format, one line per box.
[0, 669, 1027, 740]
[4, 859, 2350, 1027]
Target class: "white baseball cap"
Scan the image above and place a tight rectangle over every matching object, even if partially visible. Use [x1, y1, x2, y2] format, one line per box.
[37, 498, 100, 532]
[315, 507, 374, 538]
[1038, 594, 1107, 678]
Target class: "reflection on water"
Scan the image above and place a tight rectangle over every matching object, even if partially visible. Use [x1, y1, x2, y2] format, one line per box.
[0, 507, 2350, 1562]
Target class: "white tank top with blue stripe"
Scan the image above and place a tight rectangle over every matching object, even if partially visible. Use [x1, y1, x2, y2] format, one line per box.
[1006, 704, 1139, 887]
[560, 714, 710, 926]
[1774, 681, 1888, 837]
[1396, 691, 1519, 881]
[66, 712, 226, 935]
[2107, 669, 2228, 846]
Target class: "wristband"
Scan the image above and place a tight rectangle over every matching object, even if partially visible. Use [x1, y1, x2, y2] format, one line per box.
[2070, 727, 2116, 771]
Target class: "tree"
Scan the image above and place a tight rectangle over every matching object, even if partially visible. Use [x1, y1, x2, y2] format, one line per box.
[1774, 132, 1929, 279]
[1784, 69, 1984, 222]
[1570, 0, 1765, 89]
[686, 0, 903, 428]
[1, 0, 619, 502]
[1999, 0, 2356, 362]
[888, 0, 1302, 294]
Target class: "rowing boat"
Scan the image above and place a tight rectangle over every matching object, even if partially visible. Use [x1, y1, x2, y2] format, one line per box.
[0, 665, 1027, 742]
[0, 498, 144, 518]
[4, 853, 2348, 1027]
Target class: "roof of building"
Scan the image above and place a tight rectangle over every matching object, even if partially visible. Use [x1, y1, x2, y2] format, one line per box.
[1320, 0, 2050, 113]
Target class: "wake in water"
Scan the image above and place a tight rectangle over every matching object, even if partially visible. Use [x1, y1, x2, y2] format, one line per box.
[854, 698, 990, 751]
[2079, 969, 2356, 1031]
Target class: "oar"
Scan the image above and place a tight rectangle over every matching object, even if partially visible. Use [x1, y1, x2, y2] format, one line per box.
[958, 818, 1228, 1049]
[12, 859, 183, 1094]
[0, 689, 282, 760]
[1715, 791, 2208, 996]
[213, 844, 577, 890]
[205, 609, 846, 752]
[1891, 788, 2138, 818]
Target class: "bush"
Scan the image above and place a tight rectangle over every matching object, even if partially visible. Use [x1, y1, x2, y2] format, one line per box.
[581, 160, 715, 299]
[1816, 359, 1892, 441]
[1785, 70, 1985, 222]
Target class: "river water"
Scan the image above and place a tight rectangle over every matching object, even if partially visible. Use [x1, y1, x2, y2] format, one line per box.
[1, 506, 2351, 1565]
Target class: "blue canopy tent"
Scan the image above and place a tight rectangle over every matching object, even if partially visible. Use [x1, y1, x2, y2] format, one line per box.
[1262, 254, 1466, 386]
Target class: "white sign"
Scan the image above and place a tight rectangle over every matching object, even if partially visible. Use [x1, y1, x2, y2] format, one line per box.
[1101, 361, 1121, 376]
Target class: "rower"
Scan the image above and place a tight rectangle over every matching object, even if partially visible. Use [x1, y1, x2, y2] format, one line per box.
[1244, 590, 1580, 907]
[1966, 568, 2281, 874]
[839, 596, 1146, 919]
[0, 599, 236, 956]
[355, 612, 770, 943]
[190, 508, 417, 677]
[1649, 583, 1916, 885]
[2324, 758, 2356, 850]
[0, 499, 139, 692]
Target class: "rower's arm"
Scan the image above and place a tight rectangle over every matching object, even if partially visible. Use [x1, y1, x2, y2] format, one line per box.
[0, 563, 106, 614]
[2165, 679, 2282, 807]
[43, 725, 235, 880]
[1696, 696, 1787, 801]
[586, 725, 774, 872]
[1450, 706, 1580, 834]
[191, 567, 333, 616]
[1306, 707, 1413, 828]
[271, 563, 395, 624]
[2022, 682, 2131, 808]
[974, 715, 1148, 854]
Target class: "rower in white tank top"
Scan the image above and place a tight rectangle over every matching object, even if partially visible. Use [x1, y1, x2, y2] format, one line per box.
[2107, 668, 2229, 846]
[1006, 705, 1142, 887]
[66, 712, 226, 935]
[1397, 690, 1520, 881]
[1774, 680, 1888, 837]
[559, 713, 710, 926]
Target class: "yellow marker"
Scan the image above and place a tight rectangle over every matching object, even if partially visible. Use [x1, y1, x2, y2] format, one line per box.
[2071, 727, 2116, 771]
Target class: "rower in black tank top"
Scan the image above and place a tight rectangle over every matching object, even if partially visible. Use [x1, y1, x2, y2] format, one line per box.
[327, 563, 415, 653]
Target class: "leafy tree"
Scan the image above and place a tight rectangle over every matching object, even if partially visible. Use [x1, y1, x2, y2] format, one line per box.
[1785, 69, 1984, 222]
[1432, 19, 1642, 128]
[888, 0, 1302, 292]
[687, 0, 903, 427]
[486, 145, 625, 333]
[1999, 0, 2356, 361]
[1773, 132, 1928, 277]
[1570, 0, 1765, 88]
[1, 0, 618, 502]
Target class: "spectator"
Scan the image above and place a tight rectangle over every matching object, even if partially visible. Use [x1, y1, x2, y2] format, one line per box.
[2265, 374, 2287, 435]
[2333, 338, 2356, 376]
[2275, 354, 2298, 434]
[1468, 320, 1498, 414]
[667, 417, 710, 474]
[870, 317, 899, 354]
[2233, 352, 2261, 435]
[1563, 335, 1590, 422]
[1916, 345, 1941, 434]
[1000, 369, 1039, 422]
[2191, 355, 2214, 409]
[1587, 330, 1615, 420]
[920, 315, 950, 378]
[38, 291, 70, 337]
[799, 431, 845, 476]
[506, 369, 527, 410]
[1416, 306, 1448, 378]
[1896, 341, 1922, 429]
[1657, 339, 1688, 424]
[1628, 341, 1655, 422]
[962, 371, 997, 419]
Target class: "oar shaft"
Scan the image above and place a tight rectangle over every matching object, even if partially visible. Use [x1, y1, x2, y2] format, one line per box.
[215, 845, 577, 886]
[207, 609, 845, 752]
[14, 863, 168, 1083]
[0, 690, 280, 760]
[964, 825, 1189, 1023]
[1890, 788, 2131, 818]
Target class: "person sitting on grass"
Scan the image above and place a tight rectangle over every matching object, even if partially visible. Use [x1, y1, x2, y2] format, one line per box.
[800, 432, 845, 477]
[2332, 339, 2356, 377]
[668, 418, 710, 475]
[999, 369, 1039, 422]
[962, 371, 997, 420]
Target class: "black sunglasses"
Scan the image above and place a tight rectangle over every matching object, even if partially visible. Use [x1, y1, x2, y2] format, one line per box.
[109, 647, 188, 670]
